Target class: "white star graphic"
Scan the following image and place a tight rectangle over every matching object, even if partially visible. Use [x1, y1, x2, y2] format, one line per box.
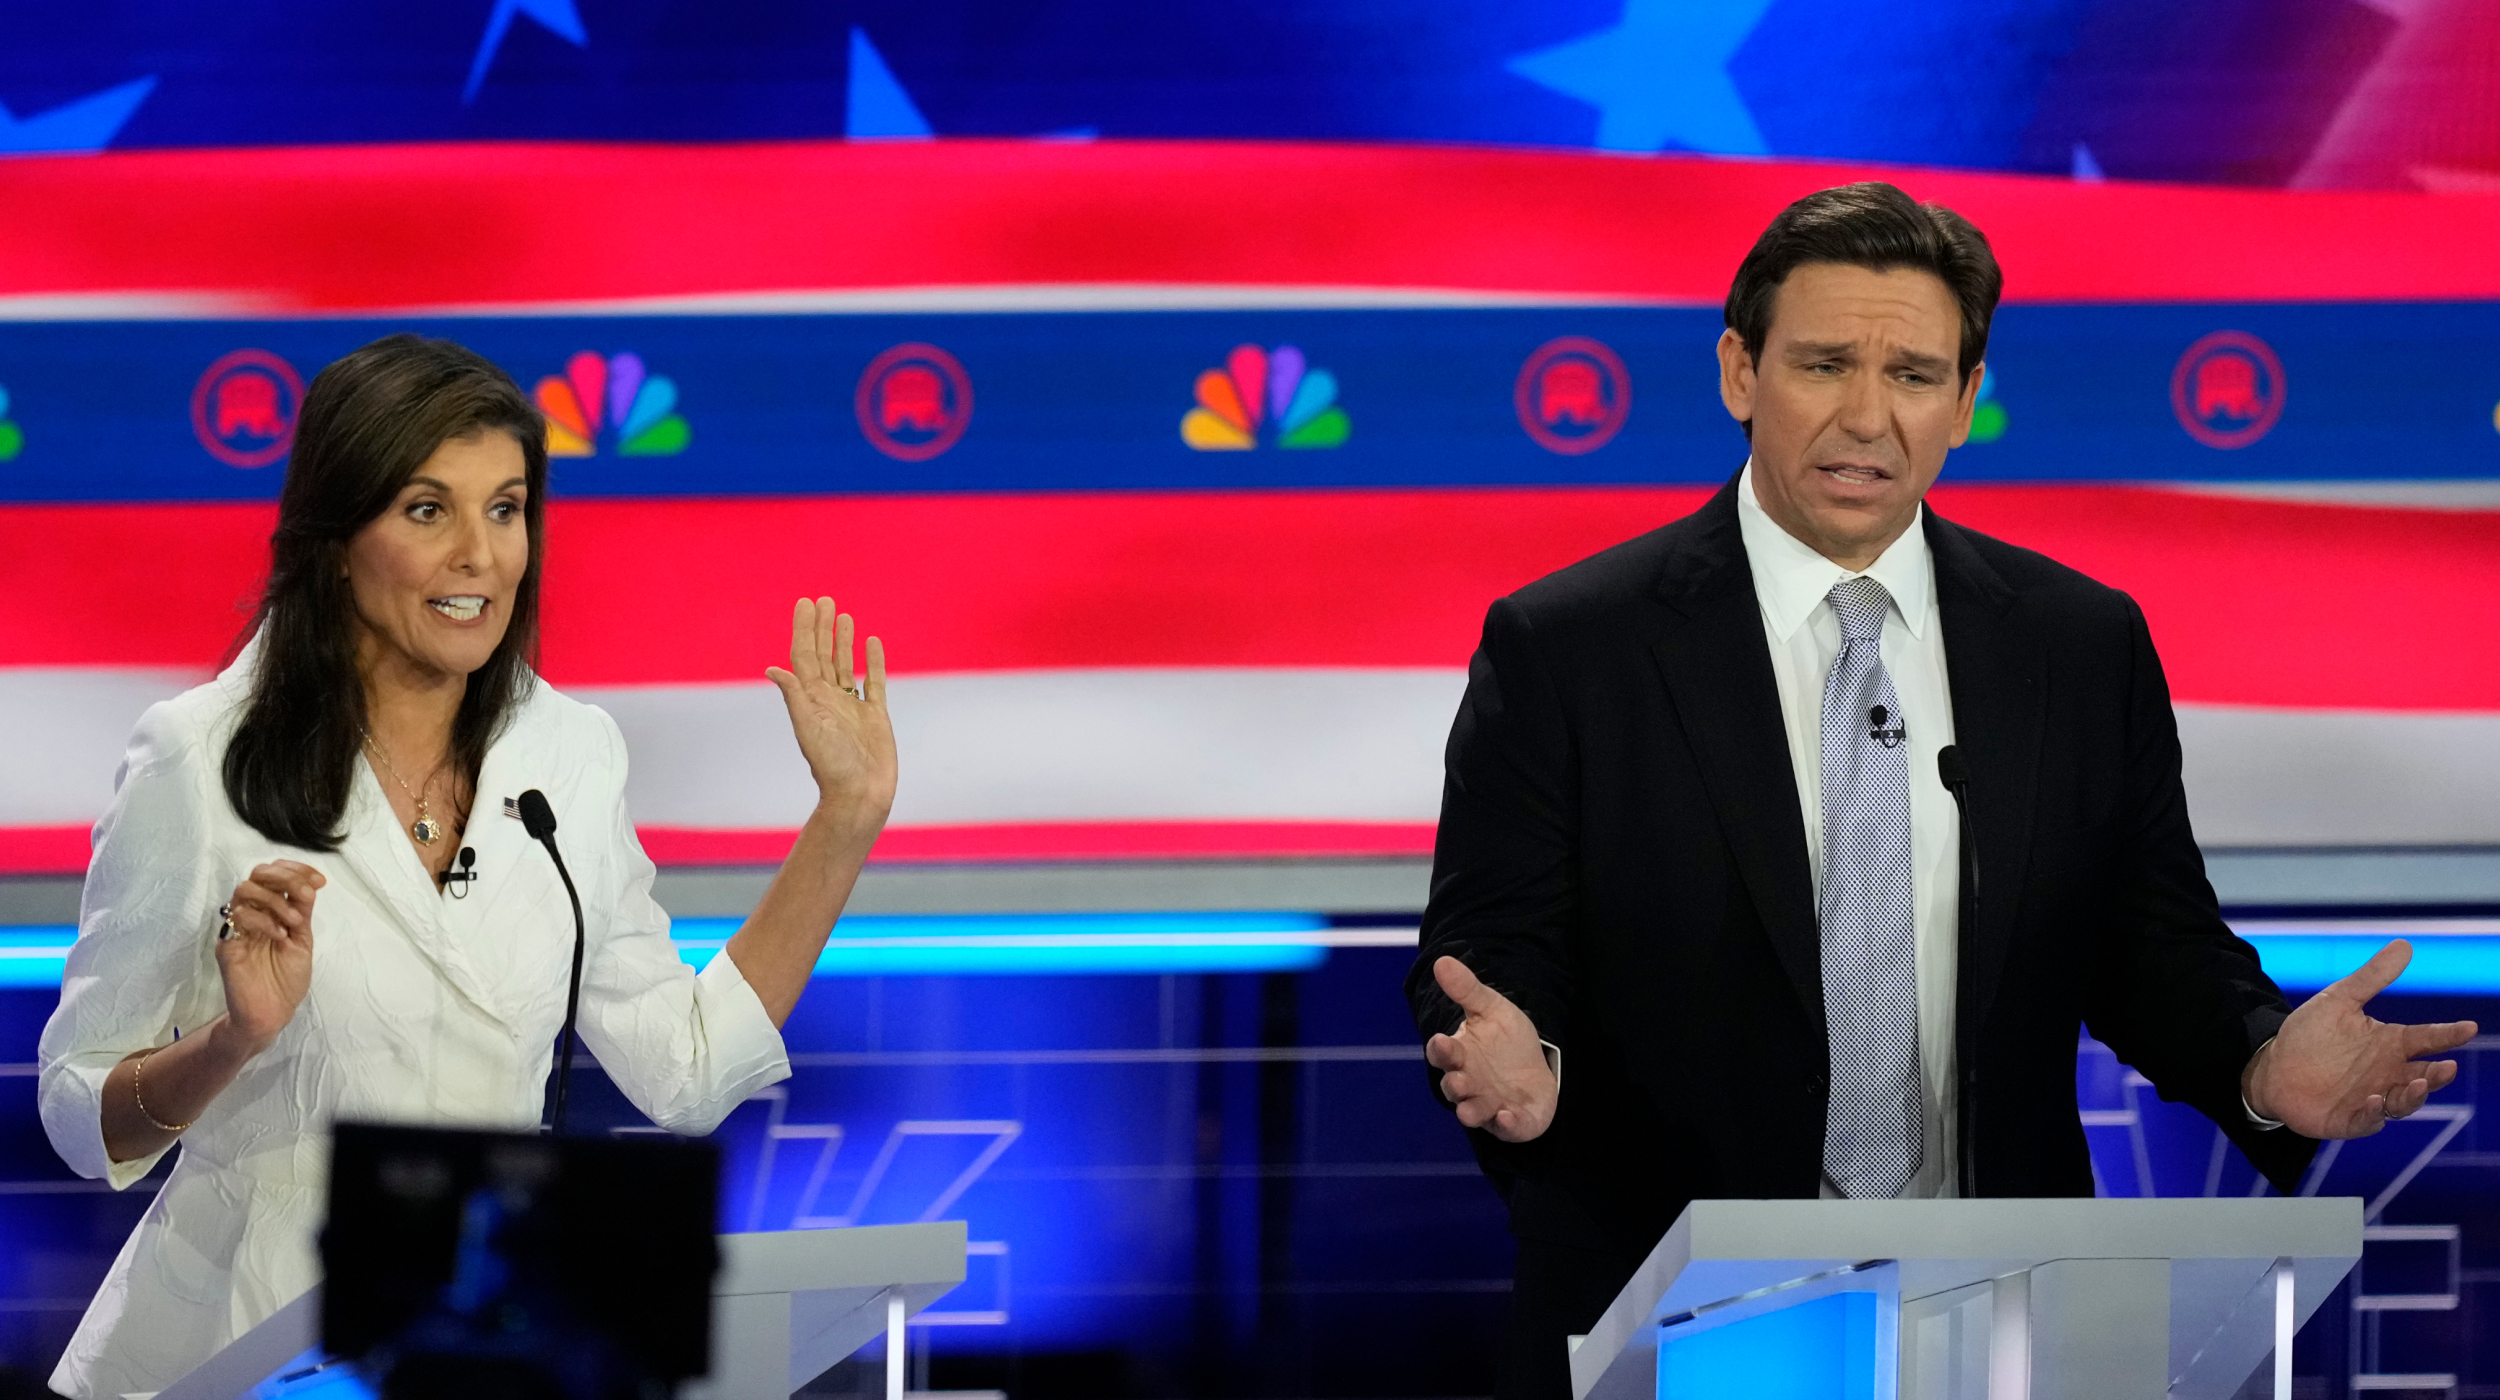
[0, 76, 156, 154]
[1509, 0, 1776, 155]
[465, 0, 589, 104]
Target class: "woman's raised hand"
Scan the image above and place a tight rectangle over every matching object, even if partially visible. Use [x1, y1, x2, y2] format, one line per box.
[217, 860, 323, 1052]
[765, 597, 899, 833]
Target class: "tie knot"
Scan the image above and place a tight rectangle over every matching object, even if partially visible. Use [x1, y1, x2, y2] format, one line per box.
[1828, 575, 1891, 642]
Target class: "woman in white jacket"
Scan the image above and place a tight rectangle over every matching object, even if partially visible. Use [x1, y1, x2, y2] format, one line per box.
[37, 334, 898, 1400]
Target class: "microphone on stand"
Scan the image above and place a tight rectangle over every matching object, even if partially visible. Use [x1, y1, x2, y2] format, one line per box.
[1935, 745, 1976, 903]
[516, 789, 589, 1135]
[1937, 745, 1980, 1192]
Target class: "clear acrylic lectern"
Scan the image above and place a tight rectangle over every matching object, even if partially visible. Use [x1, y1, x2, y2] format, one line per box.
[1568, 1198, 2361, 1400]
[152, 1221, 968, 1400]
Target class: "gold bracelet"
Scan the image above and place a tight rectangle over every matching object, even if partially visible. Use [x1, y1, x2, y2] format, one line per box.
[132, 1047, 193, 1134]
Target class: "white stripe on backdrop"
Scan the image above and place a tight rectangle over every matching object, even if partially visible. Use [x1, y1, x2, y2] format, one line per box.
[6, 667, 2500, 847]
[597, 668, 1463, 828]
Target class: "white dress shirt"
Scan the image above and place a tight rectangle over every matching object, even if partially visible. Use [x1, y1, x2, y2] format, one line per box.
[1736, 463, 1961, 1199]
[38, 640, 792, 1400]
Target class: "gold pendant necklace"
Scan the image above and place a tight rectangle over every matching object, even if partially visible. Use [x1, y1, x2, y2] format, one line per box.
[363, 729, 446, 846]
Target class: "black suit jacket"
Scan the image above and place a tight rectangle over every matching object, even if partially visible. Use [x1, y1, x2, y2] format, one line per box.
[1406, 476, 2317, 1257]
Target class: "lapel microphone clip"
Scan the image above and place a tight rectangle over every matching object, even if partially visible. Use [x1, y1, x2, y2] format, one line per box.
[438, 846, 478, 897]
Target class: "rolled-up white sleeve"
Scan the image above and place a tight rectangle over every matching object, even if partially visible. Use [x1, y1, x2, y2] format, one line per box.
[37, 702, 228, 1189]
[574, 709, 790, 1136]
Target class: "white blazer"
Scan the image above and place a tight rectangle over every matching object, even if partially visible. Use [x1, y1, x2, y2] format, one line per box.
[37, 644, 791, 1400]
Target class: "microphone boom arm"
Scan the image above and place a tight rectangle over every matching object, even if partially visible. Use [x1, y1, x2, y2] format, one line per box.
[517, 789, 590, 1136]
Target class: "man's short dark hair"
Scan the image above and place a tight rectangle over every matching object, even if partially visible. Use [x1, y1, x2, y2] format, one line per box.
[1724, 181, 2003, 389]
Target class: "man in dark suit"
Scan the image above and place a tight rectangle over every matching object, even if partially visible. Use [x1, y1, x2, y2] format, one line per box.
[1405, 182, 2479, 1400]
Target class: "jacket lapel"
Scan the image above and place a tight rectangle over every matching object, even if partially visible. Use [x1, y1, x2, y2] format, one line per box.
[1649, 481, 1823, 1018]
[1925, 509, 2044, 1066]
[333, 759, 506, 1020]
[453, 718, 582, 1024]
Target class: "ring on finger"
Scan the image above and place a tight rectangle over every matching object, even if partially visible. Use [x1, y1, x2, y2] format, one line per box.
[843, 684, 864, 701]
[218, 904, 237, 941]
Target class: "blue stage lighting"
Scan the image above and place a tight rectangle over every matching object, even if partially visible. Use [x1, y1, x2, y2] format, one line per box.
[0, 914, 1357, 986]
[13, 922, 2500, 988]
[2239, 927, 2500, 995]
[0, 928, 75, 988]
[672, 911, 1336, 976]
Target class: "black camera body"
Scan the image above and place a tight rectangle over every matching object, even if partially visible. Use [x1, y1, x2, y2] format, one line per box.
[322, 1124, 719, 1400]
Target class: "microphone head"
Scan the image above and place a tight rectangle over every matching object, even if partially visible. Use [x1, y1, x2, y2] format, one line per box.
[1936, 744, 1969, 789]
[516, 789, 558, 840]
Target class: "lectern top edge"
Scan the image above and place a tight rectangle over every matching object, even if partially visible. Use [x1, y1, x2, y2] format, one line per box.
[716, 1221, 968, 1297]
[1570, 1198, 2368, 1400]
[1678, 1196, 2362, 1265]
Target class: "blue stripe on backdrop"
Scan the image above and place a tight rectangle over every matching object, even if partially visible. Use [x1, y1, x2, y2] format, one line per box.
[0, 914, 1344, 985]
[0, 929, 75, 988]
[3, 303, 2496, 504]
[673, 912, 1339, 976]
[2235, 928, 2500, 996]
[3, 922, 2495, 988]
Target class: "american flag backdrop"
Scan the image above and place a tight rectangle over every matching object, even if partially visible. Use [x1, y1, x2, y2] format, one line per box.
[4, 140, 2499, 874]
[10, 5, 2500, 1388]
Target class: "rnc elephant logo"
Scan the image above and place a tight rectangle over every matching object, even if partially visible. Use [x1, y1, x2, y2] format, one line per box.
[2171, 331, 2285, 450]
[856, 343, 972, 461]
[877, 366, 947, 433]
[191, 350, 305, 468]
[1515, 336, 1630, 455]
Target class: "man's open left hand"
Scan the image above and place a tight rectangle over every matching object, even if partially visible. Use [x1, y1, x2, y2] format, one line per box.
[2243, 939, 2478, 1139]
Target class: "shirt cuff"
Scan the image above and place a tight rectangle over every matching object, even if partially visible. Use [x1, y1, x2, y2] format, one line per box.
[39, 1052, 173, 1189]
[1540, 1040, 1561, 1095]
[2242, 1036, 2285, 1131]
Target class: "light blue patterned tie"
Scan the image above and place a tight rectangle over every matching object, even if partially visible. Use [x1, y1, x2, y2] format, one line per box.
[1819, 575, 1923, 1199]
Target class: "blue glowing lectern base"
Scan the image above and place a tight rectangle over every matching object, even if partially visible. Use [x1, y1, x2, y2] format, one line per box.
[1658, 1289, 1885, 1399]
[1566, 1199, 2360, 1400]
[152, 1222, 967, 1400]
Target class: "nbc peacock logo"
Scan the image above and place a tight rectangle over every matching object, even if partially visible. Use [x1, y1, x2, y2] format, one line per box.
[1181, 344, 1349, 450]
[0, 382, 19, 461]
[534, 352, 690, 457]
[1968, 370, 2006, 444]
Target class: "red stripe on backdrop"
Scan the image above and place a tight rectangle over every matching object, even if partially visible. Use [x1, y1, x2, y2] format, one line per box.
[642, 821, 1441, 868]
[5, 141, 2500, 308]
[3, 486, 2495, 709]
[0, 821, 1439, 877]
[0, 827, 94, 878]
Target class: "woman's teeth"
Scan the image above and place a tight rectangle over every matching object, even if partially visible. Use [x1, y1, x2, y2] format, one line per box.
[429, 597, 486, 622]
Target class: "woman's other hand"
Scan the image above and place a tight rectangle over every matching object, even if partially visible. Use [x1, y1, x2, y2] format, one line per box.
[98, 860, 322, 1160]
[734, 598, 899, 1025]
[218, 860, 323, 1051]
[765, 597, 898, 836]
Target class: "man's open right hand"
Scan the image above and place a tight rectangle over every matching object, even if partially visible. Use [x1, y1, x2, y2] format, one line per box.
[1424, 955, 1558, 1143]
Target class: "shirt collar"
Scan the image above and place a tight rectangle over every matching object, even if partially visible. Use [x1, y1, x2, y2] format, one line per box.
[1735, 460, 1935, 642]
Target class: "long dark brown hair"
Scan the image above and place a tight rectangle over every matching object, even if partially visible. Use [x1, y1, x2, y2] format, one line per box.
[223, 334, 549, 850]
